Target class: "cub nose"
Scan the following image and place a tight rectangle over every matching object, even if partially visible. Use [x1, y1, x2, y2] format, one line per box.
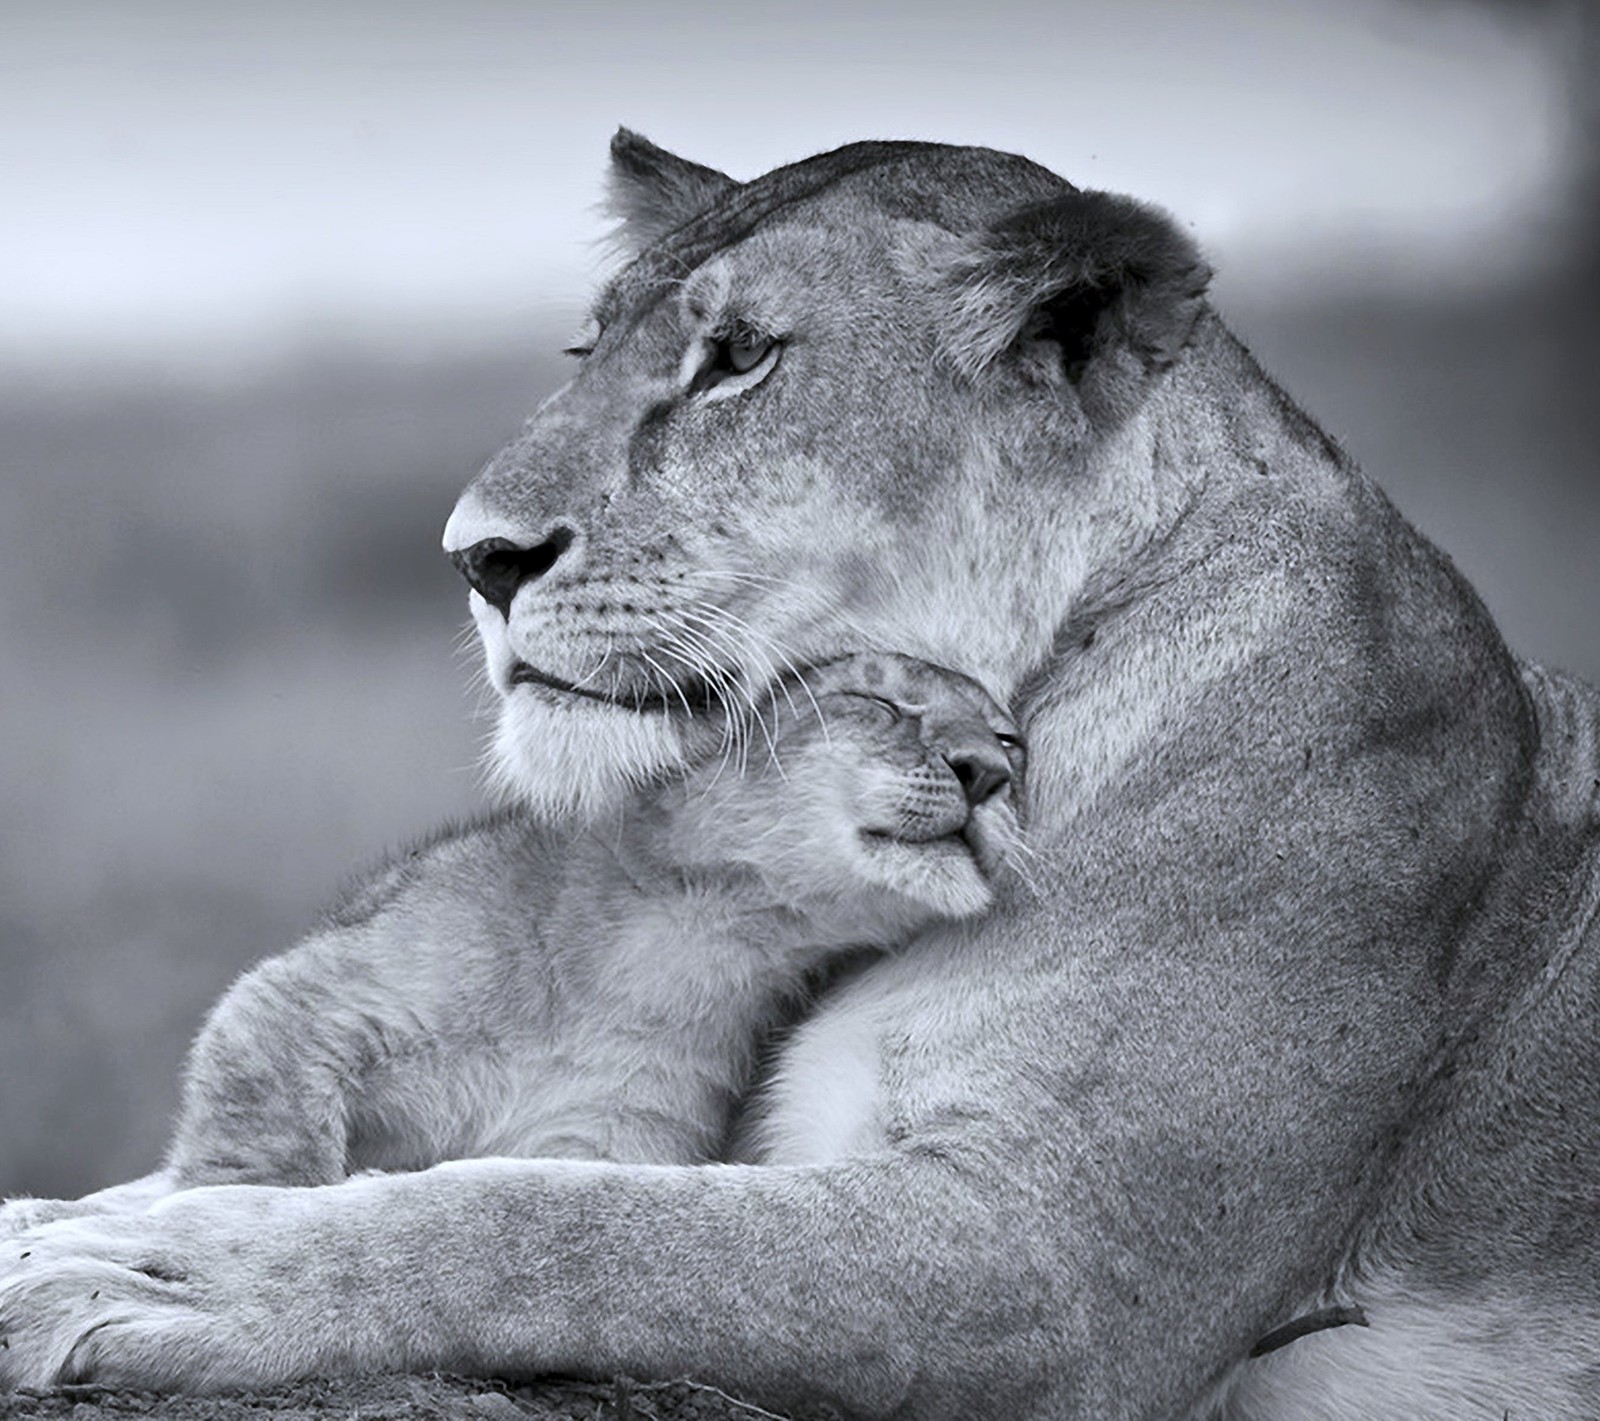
[449, 527, 576, 619]
[944, 739, 1013, 808]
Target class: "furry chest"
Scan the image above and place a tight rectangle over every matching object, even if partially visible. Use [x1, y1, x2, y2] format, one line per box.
[737, 991, 886, 1165]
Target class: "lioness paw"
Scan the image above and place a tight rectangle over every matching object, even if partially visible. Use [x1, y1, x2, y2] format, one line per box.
[0, 1173, 177, 1245]
[0, 1215, 194, 1389]
[0, 1190, 320, 1392]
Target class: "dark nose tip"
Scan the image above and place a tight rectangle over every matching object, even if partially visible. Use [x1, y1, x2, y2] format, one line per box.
[945, 741, 1012, 808]
[449, 528, 576, 619]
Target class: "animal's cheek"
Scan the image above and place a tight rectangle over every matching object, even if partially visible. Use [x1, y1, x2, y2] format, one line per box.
[963, 800, 1023, 879]
[843, 767, 923, 840]
[862, 765, 971, 845]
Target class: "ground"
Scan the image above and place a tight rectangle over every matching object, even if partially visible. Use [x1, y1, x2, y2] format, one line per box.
[0, 1373, 848, 1421]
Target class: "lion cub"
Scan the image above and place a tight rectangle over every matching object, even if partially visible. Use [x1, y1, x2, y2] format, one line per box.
[4, 655, 1021, 1226]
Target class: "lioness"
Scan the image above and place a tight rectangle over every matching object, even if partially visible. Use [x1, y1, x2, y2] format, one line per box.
[2, 132, 1598, 1420]
[0, 653, 1021, 1219]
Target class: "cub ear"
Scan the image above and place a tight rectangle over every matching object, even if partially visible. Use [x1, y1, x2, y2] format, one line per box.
[942, 191, 1211, 428]
[606, 128, 740, 254]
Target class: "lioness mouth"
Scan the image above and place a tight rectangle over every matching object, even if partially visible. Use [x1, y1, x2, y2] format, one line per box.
[508, 660, 714, 715]
[508, 660, 636, 705]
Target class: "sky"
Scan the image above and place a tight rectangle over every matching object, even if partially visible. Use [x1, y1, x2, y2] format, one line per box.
[0, 0, 1582, 370]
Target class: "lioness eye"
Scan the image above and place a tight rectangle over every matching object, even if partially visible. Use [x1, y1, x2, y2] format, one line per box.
[687, 330, 783, 400]
[725, 336, 772, 374]
[563, 318, 602, 358]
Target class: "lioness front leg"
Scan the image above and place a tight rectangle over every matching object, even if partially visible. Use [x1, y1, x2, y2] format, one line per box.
[0, 871, 1458, 1421]
[0, 1156, 1055, 1415]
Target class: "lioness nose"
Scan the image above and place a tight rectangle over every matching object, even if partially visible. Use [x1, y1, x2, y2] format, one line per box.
[945, 740, 1012, 808]
[449, 528, 576, 619]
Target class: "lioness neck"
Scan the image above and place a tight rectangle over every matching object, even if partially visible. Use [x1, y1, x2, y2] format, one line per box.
[1028, 310, 1536, 878]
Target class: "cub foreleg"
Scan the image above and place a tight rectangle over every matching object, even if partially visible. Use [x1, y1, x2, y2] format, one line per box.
[164, 941, 372, 1187]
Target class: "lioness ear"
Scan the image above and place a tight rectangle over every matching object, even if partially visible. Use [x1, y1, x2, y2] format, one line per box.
[606, 128, 740, 253]
[942, 191, 1211, 428]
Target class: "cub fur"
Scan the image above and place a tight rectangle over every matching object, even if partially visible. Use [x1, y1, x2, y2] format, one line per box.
[1, 654, 1020, 1222]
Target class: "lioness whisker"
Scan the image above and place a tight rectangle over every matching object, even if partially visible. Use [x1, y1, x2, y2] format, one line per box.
[681, 600, 830, 748]
[636, 646, 698, 722]
[686, 570, 880, 649]
[656, 608, 781, 778]
[567, 639, 619, 696]
[683, 600, 824, 746]
[645, 616, 739, 731]
[642, 615, 755, 785]
[650, 631, 747, 790]
[668, 611, 780, 777]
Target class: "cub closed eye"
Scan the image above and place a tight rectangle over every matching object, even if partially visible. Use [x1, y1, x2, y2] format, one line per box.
[839, 693, 904, 724]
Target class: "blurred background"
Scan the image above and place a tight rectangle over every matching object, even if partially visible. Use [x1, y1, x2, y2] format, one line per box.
[2, 0, 1596, 1197]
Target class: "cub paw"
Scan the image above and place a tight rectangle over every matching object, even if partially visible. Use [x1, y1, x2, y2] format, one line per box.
[0, 1197, 82, 1241]
[0, 1171, 175, 1245]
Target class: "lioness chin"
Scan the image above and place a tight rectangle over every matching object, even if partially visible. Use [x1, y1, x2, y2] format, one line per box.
[1, 132, 1598, 1421]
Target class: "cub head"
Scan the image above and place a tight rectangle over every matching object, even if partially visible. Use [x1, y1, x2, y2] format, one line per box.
[446, 130, 1209, 818]
[666, 653, 1028, 939]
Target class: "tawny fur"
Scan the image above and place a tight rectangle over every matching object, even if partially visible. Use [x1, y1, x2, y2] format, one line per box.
[2, 135, 1598, 1421]
[1, 654, 1019, 1208]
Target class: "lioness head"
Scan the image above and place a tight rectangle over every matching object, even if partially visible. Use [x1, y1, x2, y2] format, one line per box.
[446, 131, 1208, 817]
[664, 652, 1027, 936]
